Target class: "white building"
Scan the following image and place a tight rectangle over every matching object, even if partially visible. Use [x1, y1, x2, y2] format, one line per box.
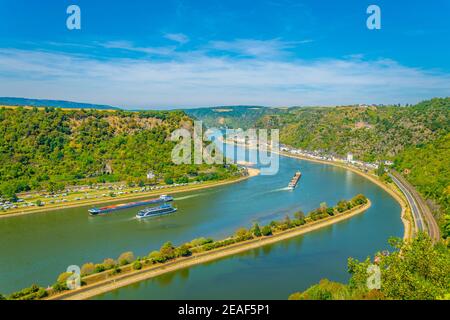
[347, 153, 354, 162]
[146, 171, 156, 180]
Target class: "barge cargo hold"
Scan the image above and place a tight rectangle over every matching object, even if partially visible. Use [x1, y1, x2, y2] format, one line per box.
[288, 172, 302, 190]
[89, 195, 173, 215]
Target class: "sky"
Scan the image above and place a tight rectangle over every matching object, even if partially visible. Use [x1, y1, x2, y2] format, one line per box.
[0, 0, 449, 109]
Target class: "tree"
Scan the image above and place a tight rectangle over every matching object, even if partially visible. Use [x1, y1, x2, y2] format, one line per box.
[94, 264, 106, 273]
[284, 215, 292, 228]
[81, 262, 95, 276]
[0, 293, 5, 300]
[175, 244, 192, 257]
[252, 223, 262, 237]
[118, 251, 135, 266]
[102, 258, 116, 269]
[164, 177, 174, 185]
[377, 162, 385, 177]
[148, 250, 166, 263]
[132, 261, 142, 270]
[289, 234, 450, 300]
[160, 242, 175, 259]
[56, 272, 72, 284]
[261, 225, 273, 236]
[294, 210, 305, 220]
[235, 228, 252, 241]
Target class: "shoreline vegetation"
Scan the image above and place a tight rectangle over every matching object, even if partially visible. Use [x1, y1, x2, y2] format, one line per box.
[0, 168, 260, 219]
[222, 137, 413, 240]
[289, 233, 450, 300]
[278, 150, 413, 240]
[2, 195, 370, 300]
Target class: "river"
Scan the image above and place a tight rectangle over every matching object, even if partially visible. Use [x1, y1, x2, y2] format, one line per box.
[0, 145, 402, 298]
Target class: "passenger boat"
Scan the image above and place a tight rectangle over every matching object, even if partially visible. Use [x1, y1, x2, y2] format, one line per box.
[136, 204, 177, 219]
[89, 195, 173, 215]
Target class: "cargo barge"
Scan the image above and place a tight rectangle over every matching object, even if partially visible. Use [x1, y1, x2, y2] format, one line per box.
[288, 172, 302, 190]
[89, 195, 173, 215]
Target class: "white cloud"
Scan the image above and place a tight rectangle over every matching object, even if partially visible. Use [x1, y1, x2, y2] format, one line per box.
[100, 41, 176, 55]
[164, 33, 190, 44]
[0, 42, 449, 108]
[208, 39, 305, 58]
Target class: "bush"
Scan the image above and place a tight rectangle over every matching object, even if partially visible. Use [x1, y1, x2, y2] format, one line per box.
[110, 265, 121, 275]
[102, 258, 116, 269]
[8, 284, 41, 300]
[289, 279, 349, 300]
[252, 223, 262, 237]
[118, 251, 135, 266]
[81, 263, 95, 276]
[56, 272, 72, 284]
[294, 211, 305, 220]
[35, 288, 48, 299]
[261, 226, 272, 236]
[160, 242, 175, 259]
[352, 194, 368, 206]
[235, 228, 253, 241]
[164, 177, 174, 185]
[190, 237, 214, 248]
[132, 261, 142, 270]
[148, 251, 167, 263]
[94, 264, 106, 273]
[175, 244, 192, 257]
[52, 281, 68, 293]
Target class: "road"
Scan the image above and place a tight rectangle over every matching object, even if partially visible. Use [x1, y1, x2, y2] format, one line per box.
[389, 172, 440, 243]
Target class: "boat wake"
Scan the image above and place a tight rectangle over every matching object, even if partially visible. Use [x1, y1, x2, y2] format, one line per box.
[174, 193, 204, 201]
[268, 187, 291, 193]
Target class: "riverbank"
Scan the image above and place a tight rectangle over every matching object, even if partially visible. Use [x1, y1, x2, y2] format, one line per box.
[222, 137, 412, 240]
[0, 168, 260, 219]
[48, 199, 371, 300]
[278, 151, 412, 240]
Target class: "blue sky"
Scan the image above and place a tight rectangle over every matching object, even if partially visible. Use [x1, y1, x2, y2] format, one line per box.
[0, 0, 449, 108]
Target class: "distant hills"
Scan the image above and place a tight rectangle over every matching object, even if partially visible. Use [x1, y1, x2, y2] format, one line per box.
[0, 97, 121, 110]
[185, 105, 280, 129]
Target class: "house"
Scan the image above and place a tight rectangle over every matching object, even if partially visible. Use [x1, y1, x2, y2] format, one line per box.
[146, 171, 156, 180]
[347, 153, 354, 163]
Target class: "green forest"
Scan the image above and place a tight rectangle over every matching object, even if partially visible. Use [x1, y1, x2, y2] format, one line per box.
[256, 98, 449, 162]
[0, 107, 237, 199]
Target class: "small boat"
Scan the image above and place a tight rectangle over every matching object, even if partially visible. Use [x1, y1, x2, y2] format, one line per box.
[136, 204, 177, 219]
[89, 195, 173, 215]
[288, 171, 302, 190]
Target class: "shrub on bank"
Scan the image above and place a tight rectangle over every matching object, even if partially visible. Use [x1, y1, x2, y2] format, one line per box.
[102, 258, 116, 269]
[261, 225, 273, 236]
[118, 252, 135, 266]
[252, 223, 262, 237]
[132, 261, 142, 270]
[8, 284, 47, 300]
[81, 263, 95, 276]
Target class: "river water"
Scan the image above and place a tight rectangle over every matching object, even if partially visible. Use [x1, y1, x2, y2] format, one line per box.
[0, 145, 402, 298]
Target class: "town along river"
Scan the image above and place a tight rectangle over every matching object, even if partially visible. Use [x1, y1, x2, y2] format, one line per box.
[0, 145, 402, 297]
